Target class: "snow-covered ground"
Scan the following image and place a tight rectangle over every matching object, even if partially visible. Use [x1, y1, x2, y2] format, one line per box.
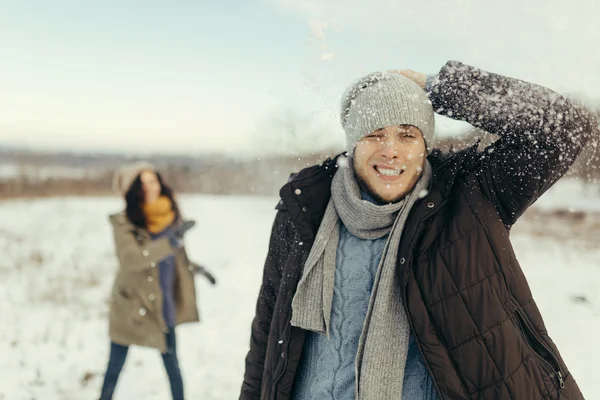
[0, 179, 599, 399]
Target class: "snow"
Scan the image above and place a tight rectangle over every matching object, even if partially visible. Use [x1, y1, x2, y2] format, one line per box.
[0, 183, 599, 399]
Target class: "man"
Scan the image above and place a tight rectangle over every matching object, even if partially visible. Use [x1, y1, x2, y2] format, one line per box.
[240, 61, 598, 400]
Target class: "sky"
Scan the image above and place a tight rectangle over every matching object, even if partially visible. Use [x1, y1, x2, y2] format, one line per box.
[1, 0, 599, 156]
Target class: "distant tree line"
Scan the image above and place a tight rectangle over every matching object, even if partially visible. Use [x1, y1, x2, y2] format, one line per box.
[1, 127, 599, 199]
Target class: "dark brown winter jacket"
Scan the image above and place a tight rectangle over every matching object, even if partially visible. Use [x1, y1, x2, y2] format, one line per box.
[240, 61, 599, 400]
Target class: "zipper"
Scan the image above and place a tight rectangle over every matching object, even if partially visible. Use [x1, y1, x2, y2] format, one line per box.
[397, 198, 447, 399]
[402, 278, 444, 398]
[514, 307, 565, 389]
[270, 327, 292, 400]
[270, 246, 311, 399]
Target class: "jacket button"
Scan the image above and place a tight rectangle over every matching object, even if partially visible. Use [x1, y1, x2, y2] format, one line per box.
[142, 249, 149, 257]
[302, 206, 307, 212]
[281, 353, 285, 358]
[427, 202, 435, 208]
[147, 276, 154, 282]
[136, 235, 142, 241]
[400, 258, 406, 264]
[150, 262, 156, 268]
[149, 294, 156, 301]
[139, 308, 147, 316]
[278, 339, 284, 344]
[295, 189, 302, 195]
[188, 264, 194, 271]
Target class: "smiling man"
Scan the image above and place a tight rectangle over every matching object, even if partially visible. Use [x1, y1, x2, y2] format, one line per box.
[354, 125, 428, 203]
[240, 61, 598, 400]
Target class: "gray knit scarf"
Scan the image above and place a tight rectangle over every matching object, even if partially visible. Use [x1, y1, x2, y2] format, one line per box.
[291, 158, 433, 400]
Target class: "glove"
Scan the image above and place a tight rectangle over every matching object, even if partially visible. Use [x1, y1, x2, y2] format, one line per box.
[202, 269, 217, 286]
[192, 263, 216, 285]
[173, 220, 196, 238]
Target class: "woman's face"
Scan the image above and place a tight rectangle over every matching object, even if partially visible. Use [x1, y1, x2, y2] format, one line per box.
[140, 170, 162, 204]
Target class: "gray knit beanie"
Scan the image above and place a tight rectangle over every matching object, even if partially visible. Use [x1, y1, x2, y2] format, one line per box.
[340, 72, 435, 153]
[112, 161, 157, 196]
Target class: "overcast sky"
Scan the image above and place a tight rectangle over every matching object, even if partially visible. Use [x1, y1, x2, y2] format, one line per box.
[1, 0, 598, 155]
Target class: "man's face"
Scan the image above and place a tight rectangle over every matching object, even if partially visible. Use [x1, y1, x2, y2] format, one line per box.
[353, 125, 426, 204]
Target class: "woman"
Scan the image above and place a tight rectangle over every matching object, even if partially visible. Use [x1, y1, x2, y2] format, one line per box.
[99, 161, 215, 400]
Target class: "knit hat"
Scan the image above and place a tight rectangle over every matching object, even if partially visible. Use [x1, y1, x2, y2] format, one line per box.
[340, 72, 435, 153]
[112, 161, 157, 196]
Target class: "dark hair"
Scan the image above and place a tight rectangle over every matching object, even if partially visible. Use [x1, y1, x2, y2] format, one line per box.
[125, 171, 180, 230]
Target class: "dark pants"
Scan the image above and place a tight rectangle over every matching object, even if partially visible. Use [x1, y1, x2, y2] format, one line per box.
[99, 329, 184, 400]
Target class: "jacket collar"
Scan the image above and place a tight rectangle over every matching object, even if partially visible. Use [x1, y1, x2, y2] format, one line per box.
[110, 211, 152, 240]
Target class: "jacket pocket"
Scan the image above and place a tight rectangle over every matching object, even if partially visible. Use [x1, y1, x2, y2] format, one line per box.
[118, 288, 132, 300]
[113, 288, 146, 323]
[509, 299, 565, 390]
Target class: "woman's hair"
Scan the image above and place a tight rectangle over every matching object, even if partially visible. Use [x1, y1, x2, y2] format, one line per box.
[125, 171, 180, 229]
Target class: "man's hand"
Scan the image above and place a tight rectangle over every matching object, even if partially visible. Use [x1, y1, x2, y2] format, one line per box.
[389, 69, 427, 89]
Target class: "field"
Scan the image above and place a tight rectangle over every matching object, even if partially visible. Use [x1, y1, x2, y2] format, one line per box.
[1, 180, 599, 399]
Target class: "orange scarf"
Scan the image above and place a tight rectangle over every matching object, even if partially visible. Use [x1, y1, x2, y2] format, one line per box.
[142, 195, 176, 234]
